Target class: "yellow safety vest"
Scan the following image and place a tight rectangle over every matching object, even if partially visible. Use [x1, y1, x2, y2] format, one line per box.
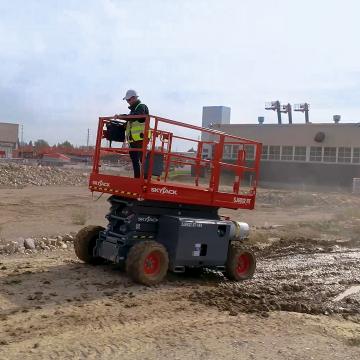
[126, 103, 150, 142]
[126, 120, 145, 142]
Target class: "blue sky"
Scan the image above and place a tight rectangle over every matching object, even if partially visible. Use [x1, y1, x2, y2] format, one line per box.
[1, 0, 360, 145]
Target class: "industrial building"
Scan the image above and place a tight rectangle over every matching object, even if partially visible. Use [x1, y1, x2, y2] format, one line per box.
[201, 107, 360, 189]
[0, 122, 19, 158]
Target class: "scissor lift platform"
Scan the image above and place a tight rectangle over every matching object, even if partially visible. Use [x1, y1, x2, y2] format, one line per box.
[90, 114, 261, 210]
[74, 114, 262, 285]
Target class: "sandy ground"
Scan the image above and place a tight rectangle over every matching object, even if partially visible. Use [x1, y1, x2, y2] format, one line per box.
[0, 185, 344, 239]
[1, 185, 360, 359]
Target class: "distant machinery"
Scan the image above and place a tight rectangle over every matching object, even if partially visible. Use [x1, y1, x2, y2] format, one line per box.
[265, 101, 282, 124]
[257, 116, 265, 124]
[265, 101, 310, 124]
[294, 103, 310, 123]
[333, 115, 341, 124]
[280, 103, 292, 124]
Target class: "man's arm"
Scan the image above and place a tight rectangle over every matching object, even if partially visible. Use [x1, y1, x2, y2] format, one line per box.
[115, 103, 149, 119]
[113, 114, 127, 119]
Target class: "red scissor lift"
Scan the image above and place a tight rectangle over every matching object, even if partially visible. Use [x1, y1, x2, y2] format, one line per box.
[74, 115, 262, 285]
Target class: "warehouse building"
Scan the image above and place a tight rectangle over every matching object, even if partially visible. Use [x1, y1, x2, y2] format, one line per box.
[0, 122, 19, 158]
[201, 107, 360, 189]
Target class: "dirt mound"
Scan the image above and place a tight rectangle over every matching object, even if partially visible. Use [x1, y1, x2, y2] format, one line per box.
[189, 241, 360, 321]
[190, 280, 360, 319]
[257, 190, 359, 208]
[0, 163, 88, 188]
[0, 234, 76, 255]
[255, 236, 359, 258]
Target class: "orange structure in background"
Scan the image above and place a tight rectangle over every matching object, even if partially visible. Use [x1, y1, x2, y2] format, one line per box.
[13, 145, 94, 161]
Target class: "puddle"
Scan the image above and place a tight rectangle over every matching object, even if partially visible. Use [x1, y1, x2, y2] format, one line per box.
[334, 285, 360, 302]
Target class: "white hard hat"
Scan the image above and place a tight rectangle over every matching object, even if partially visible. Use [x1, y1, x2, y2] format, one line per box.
[123, 89, 138, 100]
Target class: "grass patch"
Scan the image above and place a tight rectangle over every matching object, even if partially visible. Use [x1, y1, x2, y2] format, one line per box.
[350, 225, 360, 241]
[282, 192, 317, 206]
[248, 230, 269, 245]
[337, 207, 360, 221]
[347, 337, 360, 346]
[168, 169, 191, 180]
[71, 208, 88, 225]
[0, 224, 4, 244]
[5, 279, 22, 285]
[295, 220, 341, 236]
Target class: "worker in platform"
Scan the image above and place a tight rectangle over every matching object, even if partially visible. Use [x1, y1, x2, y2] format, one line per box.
[123, 89, 149, 178]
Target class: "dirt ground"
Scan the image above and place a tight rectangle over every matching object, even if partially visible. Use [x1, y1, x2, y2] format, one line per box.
[1, 185, 360, 359]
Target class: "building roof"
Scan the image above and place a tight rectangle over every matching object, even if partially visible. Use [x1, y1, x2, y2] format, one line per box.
[42, 153, 71, 161]
[213, 122, 360, 147]
[0, 122, 19, 144]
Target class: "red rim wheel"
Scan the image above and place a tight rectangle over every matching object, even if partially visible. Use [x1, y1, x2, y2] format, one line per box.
[144, 251, 161, 276]
[126, 241, 169, 286]
[236, 253, 251, 276]
[226, 245, 256, 281]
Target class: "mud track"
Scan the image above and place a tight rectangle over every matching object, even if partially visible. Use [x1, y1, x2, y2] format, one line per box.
[1, 240, 360, 359]
[191, 244, 360, 319]
[1, 186, 360, 359]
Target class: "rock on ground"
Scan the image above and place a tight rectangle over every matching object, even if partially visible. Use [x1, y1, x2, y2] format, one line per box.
[24, 238, 36, 250]
[0, 163, 88, 188]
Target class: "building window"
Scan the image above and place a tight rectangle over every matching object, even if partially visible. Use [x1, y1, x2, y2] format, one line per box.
[323, 147, 336, 162]
[261, 145, 269, 160]
[353, 148, 360, 163]
[310, 146, 322, 162]
[223, 145, 232, 159]
[231, 145, 239, 159]
[338, 147, 351, 163]
[269, 146, 280, 160]
[244, 145, 255, 160]
[294, 146, 306, 161]
[281, 146, 294, 161]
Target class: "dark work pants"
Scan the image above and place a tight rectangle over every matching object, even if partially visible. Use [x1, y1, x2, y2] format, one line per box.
[129, 141, 143, 178]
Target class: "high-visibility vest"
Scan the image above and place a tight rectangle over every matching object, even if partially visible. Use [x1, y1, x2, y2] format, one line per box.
[126, 120, 145, 142]
[126, 103, 145, 142]
[126, 103, 151, 142]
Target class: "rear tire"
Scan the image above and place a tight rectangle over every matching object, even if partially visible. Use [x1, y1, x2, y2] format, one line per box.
[74, 225, 105, 264]
[225, 244, 256, 281]
[126, 241, 169, 286]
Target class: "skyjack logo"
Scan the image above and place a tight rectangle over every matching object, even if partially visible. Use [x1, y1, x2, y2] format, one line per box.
[233, 197, 251, 205]
[138, 216, 158, 223]
[150, 187, 178, 196]
[92, 180, 110, 187]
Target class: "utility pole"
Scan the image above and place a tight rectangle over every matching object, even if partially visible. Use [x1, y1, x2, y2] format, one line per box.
[86, 128, 90, 148]
[20, 124, 24, 146]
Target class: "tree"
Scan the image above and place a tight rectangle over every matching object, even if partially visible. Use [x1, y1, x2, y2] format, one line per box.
[58, 140, 73, 148]
[34, 139, 49, 148]
[29, 140, 33, 147]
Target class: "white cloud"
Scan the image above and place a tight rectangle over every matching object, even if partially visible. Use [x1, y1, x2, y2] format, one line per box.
[0, 0, 360, 144]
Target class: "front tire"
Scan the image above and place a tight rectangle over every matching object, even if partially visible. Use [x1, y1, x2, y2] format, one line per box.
[225, 244, 256, 281]
[74, 225, 105, 264]
[126, 241, 169, 286]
